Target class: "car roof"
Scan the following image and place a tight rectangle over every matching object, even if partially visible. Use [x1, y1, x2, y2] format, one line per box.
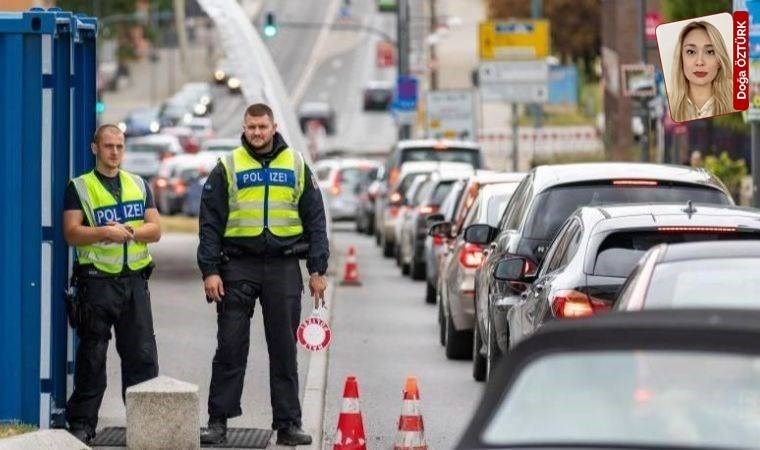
[531, 163, 727, 194]
[470, 171, 525, 185]
[201, 138, 239, 149]
[478, 181, 522, 199]
[458, 308, 760, 449]
[577, 203, 760, 234]
[398, 161, 474, 175]
[315, 158, 379, 169]
[395, 139, 480, 150]
[659, 240, 760, 262]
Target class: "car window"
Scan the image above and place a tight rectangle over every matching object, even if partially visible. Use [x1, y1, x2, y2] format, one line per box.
[498, 176, 531, 231]
[453, 184, 480, 234]
[644, 258, 760, 309]
[400, 147, 482, 168]
[594, 230, 760, 278]
[415, 180, 436, 204]
[431, 181, 455, 205]
[505, 183, 533, 232]
[486, 193, 511, 227]
[540, 219, 579, 275]
[462, 196, 482, 228]
[524, 184, 731, 241]
[315, 166, 332, 181]
[614, 260, 644, 310]
[481, 350, 760, 448]
[440, 182, 465, 221]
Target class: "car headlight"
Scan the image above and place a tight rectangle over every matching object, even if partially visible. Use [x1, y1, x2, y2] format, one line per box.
[227, 77, 241, 89]
[149, 121, 160, 133]
[214, 70, 226, 81]
[183, 113, 193, 124]
[117, 122, 127, 132]
[200, 95, 211, 105]
[194, 103, 208, 115]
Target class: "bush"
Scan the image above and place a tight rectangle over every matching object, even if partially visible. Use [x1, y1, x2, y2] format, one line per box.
[703, 151, 747, 200]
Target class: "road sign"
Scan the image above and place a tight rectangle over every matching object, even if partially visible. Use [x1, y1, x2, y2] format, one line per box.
[621, 64, 655, 98]
[645, 12, 663, 41]
[392, 75, 418, 111]
[477, 60, 548, 103]
[479, 19, 549, 60]
[425, 90, 477, 140]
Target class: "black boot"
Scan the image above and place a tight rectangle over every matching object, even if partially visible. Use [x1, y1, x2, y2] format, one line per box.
[276, 426, 312, 446]
[200, 417, 227, 445]
[68, 426, 94, 445]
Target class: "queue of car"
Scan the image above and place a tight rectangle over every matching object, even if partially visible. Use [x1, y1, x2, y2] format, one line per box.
[343, 137, 760, 449]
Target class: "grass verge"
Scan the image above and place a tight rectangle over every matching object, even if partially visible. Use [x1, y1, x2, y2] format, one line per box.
[161, 215, 199, 234]
[0, 423, 36, 438]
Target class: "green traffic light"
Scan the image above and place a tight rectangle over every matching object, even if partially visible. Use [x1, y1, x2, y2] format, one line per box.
[96, 102, 105, 115]
[264, 25, 277, 37]
[264, 11, 277, 37]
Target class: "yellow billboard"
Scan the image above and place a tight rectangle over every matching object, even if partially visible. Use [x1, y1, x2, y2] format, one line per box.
[479, 19, 550, 60]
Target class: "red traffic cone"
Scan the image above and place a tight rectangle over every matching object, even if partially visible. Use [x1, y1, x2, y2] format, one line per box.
[393, 376, 428, 450]
[340, 246, 362, 286]
[333, 376, 367, 450]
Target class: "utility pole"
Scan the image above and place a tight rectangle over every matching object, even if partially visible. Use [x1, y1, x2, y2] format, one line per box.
[639, 0, 650, 162]
[531, 0, 543, 129]
[397, 0, 412, 140]
[173, 0, 188, 65]
[429, 0, 438, 91]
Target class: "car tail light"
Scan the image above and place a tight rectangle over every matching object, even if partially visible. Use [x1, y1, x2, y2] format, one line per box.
[551, 290, 611, 319]
[612, 180, 658, 186]
[155, 178, 168, 189]
[171, 179, 187, 195]
[389, 206, 400, 218]
[419, 204, 438, 215]
[389, 191, 402, 204]
[657, 226, 736, 233]
[459, 243, 484, 268]
[330, 172, 342, 196]
[433, 235, 444, 246]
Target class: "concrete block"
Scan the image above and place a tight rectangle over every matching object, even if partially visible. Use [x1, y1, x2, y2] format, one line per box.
[126, 376, 200, 450]
[0, 429, 90, 450]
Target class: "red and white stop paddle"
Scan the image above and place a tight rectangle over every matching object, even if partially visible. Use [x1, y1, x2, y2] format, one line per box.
[297, 306, 331, 351]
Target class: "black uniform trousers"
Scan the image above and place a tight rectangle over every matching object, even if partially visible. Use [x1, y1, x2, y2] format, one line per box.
[65, 273, 159, 432]
[207, 255, 303, 430]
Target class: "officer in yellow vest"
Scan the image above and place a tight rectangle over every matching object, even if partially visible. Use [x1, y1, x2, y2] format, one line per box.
[198, 104, 329, 446]
[62, 124, 162, 444]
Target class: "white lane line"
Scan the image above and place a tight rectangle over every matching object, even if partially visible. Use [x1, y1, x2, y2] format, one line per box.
[290, 0, 342, 105]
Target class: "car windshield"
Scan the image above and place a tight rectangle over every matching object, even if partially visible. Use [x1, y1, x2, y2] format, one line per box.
[401, 147, 481, 168]
[644, 258, 760, 309]
[594, 231, 760, 277]
[482, 350, 760, 448]
[523, 184, 730, 240]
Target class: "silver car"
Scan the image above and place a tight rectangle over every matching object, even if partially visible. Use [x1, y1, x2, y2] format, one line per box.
[437, 179, 523, 360]
[314, 158, 380, 221]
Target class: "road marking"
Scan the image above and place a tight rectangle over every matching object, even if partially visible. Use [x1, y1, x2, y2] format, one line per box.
[291, 0, 342, 105]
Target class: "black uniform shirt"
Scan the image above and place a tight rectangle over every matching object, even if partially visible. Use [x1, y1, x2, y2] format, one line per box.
[196, 132, 329, 279]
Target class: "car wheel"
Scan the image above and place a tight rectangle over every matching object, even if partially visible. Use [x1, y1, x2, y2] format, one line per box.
[382, 233, 393, 257]
[445, 312, 473, 360]
[485, 317, 502, 380]
[425, 281, 436, 304]
[410, 255, 425, 280]
[472, 322, 487, 382]
[395, 244, 403, 267]
[438, 289, 445, 346]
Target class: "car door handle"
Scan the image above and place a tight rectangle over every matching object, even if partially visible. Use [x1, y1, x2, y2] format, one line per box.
[534, 284, 545, 293]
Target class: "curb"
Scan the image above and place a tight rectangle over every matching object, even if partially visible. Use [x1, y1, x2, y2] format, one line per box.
[301, 276, 336, 450]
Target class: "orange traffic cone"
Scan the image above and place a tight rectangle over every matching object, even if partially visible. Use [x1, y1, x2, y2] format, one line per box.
[393, 376, 428, 450]
[333, 376, 367, 450]
[340, 246, 362, 286]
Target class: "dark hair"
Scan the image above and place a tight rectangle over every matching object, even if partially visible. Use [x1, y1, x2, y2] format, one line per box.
[244, 103, 274, 121]
[92, 124, 124, 144]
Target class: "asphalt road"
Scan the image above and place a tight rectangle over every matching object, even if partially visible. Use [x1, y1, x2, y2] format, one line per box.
[322, 223, 483, 447]
[97, 234, 312, 442]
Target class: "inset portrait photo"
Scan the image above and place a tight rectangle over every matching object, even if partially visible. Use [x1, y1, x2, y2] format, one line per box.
[656, 13, 735, 122]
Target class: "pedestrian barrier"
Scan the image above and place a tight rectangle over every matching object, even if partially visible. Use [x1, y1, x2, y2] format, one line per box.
[332, 376, 367, 450]
[393, 376, 428, 450]
[340, 245, 362, 286]
[0, 7, 97, 428]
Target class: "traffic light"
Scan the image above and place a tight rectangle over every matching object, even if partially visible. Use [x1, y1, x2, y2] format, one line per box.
[264, 12, 277, 38]
[95, 100, 105, 115]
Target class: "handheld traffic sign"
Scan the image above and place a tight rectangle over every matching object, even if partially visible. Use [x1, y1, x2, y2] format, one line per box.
[297, 307, 331, 351]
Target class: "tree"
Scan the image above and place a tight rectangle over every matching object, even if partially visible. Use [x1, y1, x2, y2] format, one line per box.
[661, 0, 731, 21]
[486, 0, 601, 79]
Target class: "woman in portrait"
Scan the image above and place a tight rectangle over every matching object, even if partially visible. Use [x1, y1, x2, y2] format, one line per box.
[668, 21, 734, 122]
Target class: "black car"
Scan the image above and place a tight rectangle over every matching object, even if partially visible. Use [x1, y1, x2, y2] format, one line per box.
[457, 309, 760, 449]
[616, 240, 760, 312]
[500, 203, 760, 349]
[467, 162, 732, 379]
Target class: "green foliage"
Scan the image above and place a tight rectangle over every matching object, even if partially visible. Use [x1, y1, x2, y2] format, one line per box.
[713, 112, 749, 133]
[662, 0, 731, 21]
[0, 423, 36, 438]
[704, 151, 748, 198]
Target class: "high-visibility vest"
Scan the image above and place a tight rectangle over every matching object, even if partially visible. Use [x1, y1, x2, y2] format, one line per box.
[71, 170, 153, 274]
[221, 146, 305, 238]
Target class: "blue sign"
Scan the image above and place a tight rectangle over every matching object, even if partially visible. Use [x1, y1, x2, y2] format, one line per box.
[392, 76, 418, 111]
[747, 0, 760, 59]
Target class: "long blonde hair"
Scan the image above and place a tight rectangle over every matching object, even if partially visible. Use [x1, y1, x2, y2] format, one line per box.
[668, 21, 733, 121]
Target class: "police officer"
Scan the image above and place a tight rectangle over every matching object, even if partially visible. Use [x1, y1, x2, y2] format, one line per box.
[198, 103, 328, 446]
[63, 124, 161, 444]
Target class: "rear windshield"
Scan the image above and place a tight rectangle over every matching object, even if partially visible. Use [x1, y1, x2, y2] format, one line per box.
[400, 147, 481, 168]
[339, 167, 370, 188]
[431, 181, 455, 205]
[594, 231, 760, 277]
[524, 184, 730, 240]
[128, 143, 167, 153]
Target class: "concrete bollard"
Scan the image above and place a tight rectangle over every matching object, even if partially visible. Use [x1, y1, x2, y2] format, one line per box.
[126, 376, 200, 450]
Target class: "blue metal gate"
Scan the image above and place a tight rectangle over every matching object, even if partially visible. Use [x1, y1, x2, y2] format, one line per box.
[0, 7, 97, 428]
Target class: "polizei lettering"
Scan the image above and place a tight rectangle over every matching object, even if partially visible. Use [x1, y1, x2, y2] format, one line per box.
[237, 168, 296, 189]
[93, 200, 145, 226]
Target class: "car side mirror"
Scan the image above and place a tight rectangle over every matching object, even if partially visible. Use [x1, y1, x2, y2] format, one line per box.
[425, 213, 445, 226]
[464, 224, 497, 245]
[494, 257, 534, 282]
[428, 221, 452, 237]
